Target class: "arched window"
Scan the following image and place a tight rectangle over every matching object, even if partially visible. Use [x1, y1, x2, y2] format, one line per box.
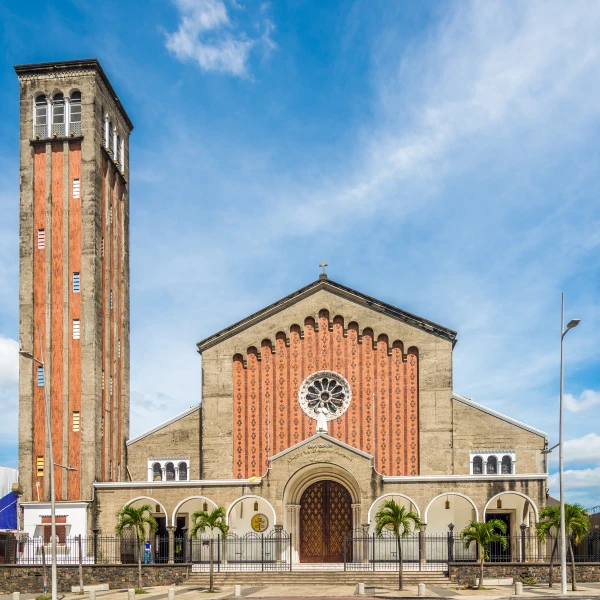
[152, 463, 162, 481]
[472, 455, 483, 474]
[115, 135, 121, 164]
[501, 455, 512, 474]
[165, 462, 175, 481]
[35, 95, 47, 137]
[178, 462, 188, 481]
[487, 455, 498, 475]
[52, 93, 65, 137]
[69, 91, 81, 136]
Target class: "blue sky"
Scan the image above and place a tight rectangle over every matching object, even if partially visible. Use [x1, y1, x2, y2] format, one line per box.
[0, 1, 598, 507]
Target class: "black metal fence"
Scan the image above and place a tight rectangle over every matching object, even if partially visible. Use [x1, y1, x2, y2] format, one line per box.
[1, 530, 598, 568]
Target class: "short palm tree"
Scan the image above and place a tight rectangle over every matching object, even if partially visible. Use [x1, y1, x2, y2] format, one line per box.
[537, 503, 590, 591]
[191, 507, 228, 592]
[461, 520, 508, 589]
[115, 504, 158, 590]
[374, 500, 422, 591]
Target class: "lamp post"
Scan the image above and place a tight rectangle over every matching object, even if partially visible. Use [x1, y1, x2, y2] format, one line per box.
[559, 293, 580, 595]
[19, 326, 79, 600]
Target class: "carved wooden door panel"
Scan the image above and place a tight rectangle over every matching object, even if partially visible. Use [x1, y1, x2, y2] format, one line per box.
[299, 480, 352, 562]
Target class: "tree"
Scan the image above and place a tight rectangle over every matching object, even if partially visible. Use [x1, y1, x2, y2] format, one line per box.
[191, 507, 228, 592]
[115, 504, 158, 590]
[374, 500, 422, 591]
[537, 503, 590, 591]
[461, 520, 508, 590]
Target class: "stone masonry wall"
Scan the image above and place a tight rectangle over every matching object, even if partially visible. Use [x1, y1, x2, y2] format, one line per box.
[0, 564, 188, 594]
[449, 562, 600, 585]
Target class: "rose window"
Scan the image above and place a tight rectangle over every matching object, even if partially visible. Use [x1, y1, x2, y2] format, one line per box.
[298, 371, 352, 421]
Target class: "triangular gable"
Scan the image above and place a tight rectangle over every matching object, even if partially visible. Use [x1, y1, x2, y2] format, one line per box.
[269, 432, 374, 462]
[197, 278, 457, 352]
[126, 404, 200, 446]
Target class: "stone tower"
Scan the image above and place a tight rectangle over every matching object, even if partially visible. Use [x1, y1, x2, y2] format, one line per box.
[16, 59, 132, 502]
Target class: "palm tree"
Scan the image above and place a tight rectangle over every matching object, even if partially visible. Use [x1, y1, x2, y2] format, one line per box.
[374, 500, 422, 591]
[536, 505, 560, 587]
[190, 507, 228, 592]
[115, 504, 158, 590]
[461, 520, 508, 589]
[537, 503, 590, 591]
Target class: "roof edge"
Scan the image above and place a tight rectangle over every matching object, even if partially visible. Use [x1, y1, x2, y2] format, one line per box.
[452, 393, 547, 438]
[197, 278, 457, 352]
[126, 404, 200, 446]
[14, 59, 134, 130]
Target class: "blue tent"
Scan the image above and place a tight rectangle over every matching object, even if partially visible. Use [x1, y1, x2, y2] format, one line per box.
[0, 491, 17, 530]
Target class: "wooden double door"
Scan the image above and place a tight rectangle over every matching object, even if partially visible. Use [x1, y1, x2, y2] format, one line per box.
[299, 480, 352, 562]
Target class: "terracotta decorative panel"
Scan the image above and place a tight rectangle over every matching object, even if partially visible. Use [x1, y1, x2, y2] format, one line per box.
[231, 314, 420, 478]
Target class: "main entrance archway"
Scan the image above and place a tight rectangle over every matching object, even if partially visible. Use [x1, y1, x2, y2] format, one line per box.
[299, 480, 352, 562]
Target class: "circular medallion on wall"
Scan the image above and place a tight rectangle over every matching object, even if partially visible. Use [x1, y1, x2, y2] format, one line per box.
[251, 513, 269, 532]
[298, 370, 352, 421]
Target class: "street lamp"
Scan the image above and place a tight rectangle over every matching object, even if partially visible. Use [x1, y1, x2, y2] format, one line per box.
[19, 325, 57, 600]
[559, 294, 580, 595]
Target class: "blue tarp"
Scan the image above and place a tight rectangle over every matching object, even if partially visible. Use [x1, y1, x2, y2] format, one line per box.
[0, 491, 17, 530]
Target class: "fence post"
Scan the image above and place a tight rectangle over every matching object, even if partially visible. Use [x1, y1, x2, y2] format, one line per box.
[41, 543, 47, 594]
[261, 534, 265, 572]
[289, 533, 293, 572]
[520, 524, 527, 563]
[78, 534, 84, 592]
[448, 523, 454, 562]
[92, 528, 99, 564]
[372, 533, 375, 571]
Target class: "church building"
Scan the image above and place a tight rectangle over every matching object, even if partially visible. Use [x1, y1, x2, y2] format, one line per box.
[15, 59, 549, 566]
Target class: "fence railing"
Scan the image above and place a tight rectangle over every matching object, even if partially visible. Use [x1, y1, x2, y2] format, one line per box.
[0, 530, 598, 568]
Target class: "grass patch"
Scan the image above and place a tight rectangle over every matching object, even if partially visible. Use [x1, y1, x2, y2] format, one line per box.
[36, 595, 52, 600]
[135, 589, 148, 594]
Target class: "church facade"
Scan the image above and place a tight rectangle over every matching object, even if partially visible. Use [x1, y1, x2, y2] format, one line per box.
[94, 276, 548, 563]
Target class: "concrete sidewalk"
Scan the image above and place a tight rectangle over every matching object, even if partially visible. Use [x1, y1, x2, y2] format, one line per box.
[3, 583, 600, 600]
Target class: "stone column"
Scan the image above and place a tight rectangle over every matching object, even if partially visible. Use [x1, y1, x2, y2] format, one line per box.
[274, 524, 284, 563]
[147, 465, 153, 482]
[419, 523, 427, 566]
[166, 526, 175, 564]
[286, 505, 300, 563]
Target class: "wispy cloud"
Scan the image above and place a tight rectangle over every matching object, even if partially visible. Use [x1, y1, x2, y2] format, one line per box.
[0, 336, 18, 388]
[165, 0, 274, 76]
[549, 467, 600, 492]
[565, 390, 600, 413]
[550, 433, 600, 465]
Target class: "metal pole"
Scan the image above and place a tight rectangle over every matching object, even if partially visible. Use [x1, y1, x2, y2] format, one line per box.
[559, 294, 567, 595]
[38, 326, 57, 600]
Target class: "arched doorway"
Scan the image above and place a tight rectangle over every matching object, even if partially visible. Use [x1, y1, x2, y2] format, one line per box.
[299, 480, 352, 562]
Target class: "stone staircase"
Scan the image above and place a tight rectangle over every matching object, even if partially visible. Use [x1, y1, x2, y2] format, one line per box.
[187, 567, 451, 586]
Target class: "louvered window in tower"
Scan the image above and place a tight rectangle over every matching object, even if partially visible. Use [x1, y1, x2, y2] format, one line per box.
[118, 339, 121, 358]
[35, 95, 48, 138]
[52, 93, 65, 137]
[110, 376, 113, 396]
[73, 319, 80, 340]
[73, 272, 80, 293]
[73, 178, 80, 199]
[37, 456, 44, 477]
[37, 229, 45, 249]
[102, 370, 105, 390]
[72, 411, 80, 432]
[69, 91, 81, 136]
[37, 366, 44, 387]
[101, 237, 104, 258]
[110, 290, 113, 310]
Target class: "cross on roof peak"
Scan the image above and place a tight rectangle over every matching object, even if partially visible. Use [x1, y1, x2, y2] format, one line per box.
[319, 260, 328, 280]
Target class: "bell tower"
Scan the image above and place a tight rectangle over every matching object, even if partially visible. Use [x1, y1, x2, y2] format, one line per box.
[16, 59, 133, 502]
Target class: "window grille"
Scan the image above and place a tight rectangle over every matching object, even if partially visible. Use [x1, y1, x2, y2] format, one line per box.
[37, 456, 44, 477]
[110, 290, 113, 310]
[37, 366, 44, 387]
[72, 178, 80, 199]
[35, 95, 47, 137]
[118, 339, 121, 358]
[72, 411, 80, 432]
[37, 229, 45, 249]
[165, 462, 175, 481]
[110, 376, 113, 396]
[115, 135, 121, 164]
[52, 93, 65, 137]
[101, 237, 104, 258]
[153, 463, 162, 481]
[73, 319, 80, 340]
[178, 462, 188, 481]
[472, 456, 483, 474]
[501, 455, 512, 474]
[108, 122, 114, 155]
[73, 272, 80, 293]
[69, 91, 81, 136]
[486, 455, 498, 474]
[109, 204, 112, 225]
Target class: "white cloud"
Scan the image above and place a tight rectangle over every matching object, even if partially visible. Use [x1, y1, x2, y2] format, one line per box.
[548, 467, 600, 491]
[165, 0, 273, 77]
[549, 433, 600, 465]
[565, 390, 600, 413]
[0, 336, 18, 387]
